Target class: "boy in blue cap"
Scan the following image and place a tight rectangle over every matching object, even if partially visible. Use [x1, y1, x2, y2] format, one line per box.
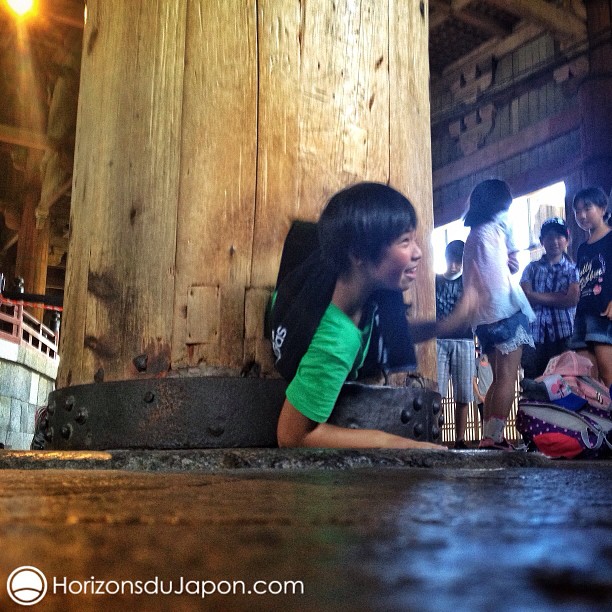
[520, 217, 579, 379]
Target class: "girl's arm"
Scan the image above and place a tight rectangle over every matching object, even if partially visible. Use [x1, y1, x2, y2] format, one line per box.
[410, 284, 478, 343]
[277, 399, 445, 449]
[508, 251, 520, 274]
[473, 376, 485, 404]
[602, 300, 612, 320]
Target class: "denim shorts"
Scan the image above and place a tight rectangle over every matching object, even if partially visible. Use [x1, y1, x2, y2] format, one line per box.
[475, 311, 534, 355]
[568, 310, 612, 349]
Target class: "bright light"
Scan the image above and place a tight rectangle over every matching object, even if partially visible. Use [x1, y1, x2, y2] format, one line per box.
[6, 0, 34, 17]
[431, 219, 469, 274]
[432, 181, 567, 277]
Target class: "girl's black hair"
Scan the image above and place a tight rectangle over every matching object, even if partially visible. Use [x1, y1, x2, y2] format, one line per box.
[318, 182, 418, 275]
[445, 239, 464, 262]
[573, 186, 612, 226]
[463, 179, 513, 227]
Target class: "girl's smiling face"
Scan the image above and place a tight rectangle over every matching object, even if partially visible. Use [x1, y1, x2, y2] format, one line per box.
[574, 199, 606, 233]
[368, 230, 422, 291]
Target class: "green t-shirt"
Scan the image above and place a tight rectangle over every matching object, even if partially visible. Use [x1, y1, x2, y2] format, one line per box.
[286, 302, 372, 423]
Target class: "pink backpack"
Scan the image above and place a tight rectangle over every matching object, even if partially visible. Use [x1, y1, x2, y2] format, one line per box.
[536, 351, 611, 413]
[517, 351, 612, 458]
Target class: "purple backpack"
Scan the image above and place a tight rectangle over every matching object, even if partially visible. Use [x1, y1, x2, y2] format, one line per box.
[517, 351, 612, 458]
[516, 401, 612, 458]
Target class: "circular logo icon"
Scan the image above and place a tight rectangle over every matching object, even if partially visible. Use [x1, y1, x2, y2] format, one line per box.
[7, 566, 48, 606]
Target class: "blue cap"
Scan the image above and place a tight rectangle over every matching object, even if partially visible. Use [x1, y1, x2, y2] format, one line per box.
[540, 217, 569, 239]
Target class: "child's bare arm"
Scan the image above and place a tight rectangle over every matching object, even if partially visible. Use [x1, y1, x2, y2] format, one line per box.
[411, 284, 478, 343]
[473, 377, 484, 404]
[277, 399, 445, 449]
[521, 281, 580, 308]
[508, 251, 520, 274]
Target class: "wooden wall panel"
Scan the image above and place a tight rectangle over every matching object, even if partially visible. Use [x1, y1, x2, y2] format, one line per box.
[60, 0, 435, 382]
[58, 0, 187, 386]
[251, 0, 391, 290]
[389, 0, 436, 379]
[171, 0, 257, 368]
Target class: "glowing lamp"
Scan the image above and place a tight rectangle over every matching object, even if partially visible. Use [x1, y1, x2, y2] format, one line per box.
[6, 0, 35, 17]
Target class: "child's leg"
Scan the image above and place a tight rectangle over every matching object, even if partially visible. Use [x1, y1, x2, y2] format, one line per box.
[454, 401, 469, 442]
[483, 346, 522, 441]
[576, 348, 599, 380]
[593, 343, 612, 387]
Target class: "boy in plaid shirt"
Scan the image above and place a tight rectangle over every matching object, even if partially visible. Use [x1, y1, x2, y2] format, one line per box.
[520, 217, 579, 379]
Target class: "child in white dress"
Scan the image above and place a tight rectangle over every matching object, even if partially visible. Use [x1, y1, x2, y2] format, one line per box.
[463, 179, 535, 450]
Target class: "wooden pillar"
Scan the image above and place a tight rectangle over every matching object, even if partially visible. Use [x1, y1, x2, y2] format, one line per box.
[15, 154, 48, 322]
[578, 0, 612, 191]
[58, 0, 435, 387]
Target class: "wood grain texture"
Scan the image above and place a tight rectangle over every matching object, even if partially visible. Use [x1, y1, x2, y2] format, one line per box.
[171, 0, 257, 369]
[252, 0, 392, 291]
[58, 0, 187, 385]
[390, 0, 436, 379]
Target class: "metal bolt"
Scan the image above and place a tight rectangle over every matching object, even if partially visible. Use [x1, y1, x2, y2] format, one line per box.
[133, 354, 148, 372]
[207, 426, 224, 437]
[44, 427, 54, 442]
[413, 397, 423, 411]
[413, 423, 424, 437]
[400, 408, 412, 424]
[75, 408, 88, 424]
[432, 398, 441, 414]
[64, 395, 75, 411]
[47, 401, 56, 415]
[61, 424, 73, 439]
[431, 426, 440, 439]
[143, 391, 155, 403]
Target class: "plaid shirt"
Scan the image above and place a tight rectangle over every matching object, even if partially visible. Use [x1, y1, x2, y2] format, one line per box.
[520, 254, 579, 343]
[435, 274, 472, 339]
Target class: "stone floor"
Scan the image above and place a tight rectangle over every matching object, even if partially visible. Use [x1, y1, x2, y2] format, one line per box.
[0, 449, 611, 611]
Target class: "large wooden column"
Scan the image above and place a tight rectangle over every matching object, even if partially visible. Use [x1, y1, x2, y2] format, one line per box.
[58, 0, 435, 388]
[579, 0, 612, 191]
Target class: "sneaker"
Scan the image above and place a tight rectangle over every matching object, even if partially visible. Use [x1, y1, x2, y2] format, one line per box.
[453, 439, 469, 450]
[478, 437, 515, 451]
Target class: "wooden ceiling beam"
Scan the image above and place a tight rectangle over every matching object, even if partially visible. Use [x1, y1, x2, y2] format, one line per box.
[431, 0, 510, 36]
[451, 0, 476, 11]
[568, 0, 587, 21]
[47, 10, 84, 30]
[439, 21, 543, 81]
[39, 178, 72, 214]
[483, 0, 586, 42]
[0, 124, 51, 151]
[454, 9, 510, 38]
[1, 231, 19, 254]
[430, 5, 451, 30]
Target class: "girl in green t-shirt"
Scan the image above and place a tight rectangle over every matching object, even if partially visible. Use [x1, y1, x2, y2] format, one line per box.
[274, 182, 475, 449]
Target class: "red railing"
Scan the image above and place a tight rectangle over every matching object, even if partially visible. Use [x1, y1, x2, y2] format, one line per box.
[0, 301, 59, 360]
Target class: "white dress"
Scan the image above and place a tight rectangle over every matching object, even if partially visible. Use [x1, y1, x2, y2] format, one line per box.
[463, 212, 535, 329]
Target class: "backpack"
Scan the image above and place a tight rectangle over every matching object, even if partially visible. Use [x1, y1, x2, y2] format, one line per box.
[517, 351, 612, 458]
[516, 401, 612, 458]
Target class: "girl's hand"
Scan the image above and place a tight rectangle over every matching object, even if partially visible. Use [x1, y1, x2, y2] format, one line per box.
[602, 300, 612, 320]
[508, 252, 519, 274]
